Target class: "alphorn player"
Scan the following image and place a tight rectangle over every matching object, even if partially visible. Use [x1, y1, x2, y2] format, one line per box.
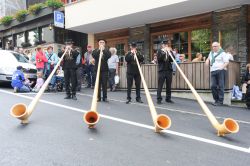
[157, 39, 175, 104]
[125, 42, 144, 104]
[92, 39, 111, 102]
[59, 39, 79, 100]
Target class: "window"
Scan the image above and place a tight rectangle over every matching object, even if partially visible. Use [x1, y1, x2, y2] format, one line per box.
[28, 29, 39, 46]
[115, 43, 125, 57]
[171, 32, 188, 58]
[12, 52, 28, 63]
[191, 29, 211, 59]
[221, 28, 238, 58]
[41, 26, 54, 43]
[16, 33, 25, 47]
[4, 36, 13, 50]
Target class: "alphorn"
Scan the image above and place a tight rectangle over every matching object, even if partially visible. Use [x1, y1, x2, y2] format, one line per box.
[167, 50, 239, 136]
[134, 52, 171, 132]
[83, 49, 103, 128]
[10, 48, 69, 124]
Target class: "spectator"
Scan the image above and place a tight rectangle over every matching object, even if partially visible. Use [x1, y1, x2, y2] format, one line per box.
[108, 47, 119, 91]
[241, 63, 250, 101]
[35, 46, 48, 73]
[225, 45, 234, 61]
[205, 42, 229, 106]
[32, 72, 44, 92]
[84, 45, 95, 88]
[24, 74, 34, 91]
[75, 48, 83, 91]
[179, 54, 187, 63]
[192, 53, 203, 62]
[49, 67, 64, 91]
[151, 54, 158, 64]
[11, 66, 30, 93]
[45, 46, 58, 79]
[30, 49, 36, 65]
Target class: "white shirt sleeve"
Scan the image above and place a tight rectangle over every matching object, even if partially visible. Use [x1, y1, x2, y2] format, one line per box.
[222, 52, 229, 63]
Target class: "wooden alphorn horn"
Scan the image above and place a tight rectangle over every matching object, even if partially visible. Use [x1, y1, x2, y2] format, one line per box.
[83, 49, 103, 128]
[167, 50, 239, 136]
[134, 52, 171, 133]
[10, 48, 69, 124]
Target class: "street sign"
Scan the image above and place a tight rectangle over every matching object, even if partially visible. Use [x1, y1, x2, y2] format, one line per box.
[54, 11, 64, 28]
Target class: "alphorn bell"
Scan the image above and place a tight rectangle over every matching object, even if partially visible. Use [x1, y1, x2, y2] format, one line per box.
[133, 51, 171, 133]
[83, 49, 103, 128]
[167, 50, 239, 136]
[10, 48, 69, 124]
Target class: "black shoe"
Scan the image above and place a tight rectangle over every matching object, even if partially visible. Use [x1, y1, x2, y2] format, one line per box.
[157, 100, 162, 104]
[212, 102, 223, 106]
[72, 95, 77, 100]
[126, 99, 131, 104]
[97, 98, 101, 102]
[86, 85, 91, 88]
[165, 99, 174, 103]
[136, 99, 143, 103]
[64, 95, 71, 99]
[103, 98, 109, 102]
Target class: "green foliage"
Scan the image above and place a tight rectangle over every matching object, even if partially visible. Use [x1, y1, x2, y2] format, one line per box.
[191, 29, 211, 58]
[28, 3, 44, 15]
[0, 16, 13, 26]
[46, 0, 64, 9]
[15, 10, 28, 22]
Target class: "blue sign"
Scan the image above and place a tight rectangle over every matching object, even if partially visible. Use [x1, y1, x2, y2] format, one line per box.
[54, 11, 64, 28]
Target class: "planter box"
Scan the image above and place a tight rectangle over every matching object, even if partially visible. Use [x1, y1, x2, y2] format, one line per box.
[0, 7, 62, 31]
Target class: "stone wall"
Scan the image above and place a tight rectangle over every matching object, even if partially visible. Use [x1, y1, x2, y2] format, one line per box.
[212, 5, 248, 77]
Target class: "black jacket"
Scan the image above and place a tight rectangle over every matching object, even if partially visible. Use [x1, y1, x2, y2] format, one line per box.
[92, 48, 111, 72]
[242, 70, 250, 83]
[59, 49, 79, 70]
[125, 51, 144, 74]
[157, 49, 175, 72]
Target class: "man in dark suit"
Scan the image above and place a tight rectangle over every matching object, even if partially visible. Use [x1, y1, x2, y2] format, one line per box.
[125, 42, 144, 104]
[157, 40, 175, 104]
[92, 39, 111, 102]
[59, 39, 79, 100]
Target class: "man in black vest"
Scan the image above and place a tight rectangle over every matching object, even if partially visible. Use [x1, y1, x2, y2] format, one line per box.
[92, 39, 111, 102]
[59, 39, 79, 100]
[157, 40, 175, 104]
[125, 42, 144, 104]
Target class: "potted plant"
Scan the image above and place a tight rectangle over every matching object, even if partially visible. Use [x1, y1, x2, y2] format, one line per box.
[28, 3, 44, 15]
[0, 16, 13, 26]
[15, 10, 28, 22]
[46, 0, 64, 9]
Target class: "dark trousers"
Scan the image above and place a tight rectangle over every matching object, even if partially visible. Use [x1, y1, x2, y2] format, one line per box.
[157, 71, 173, 101]
[98, 71, 108, 100]
[108, 69, 116, 89]
[211, 70, 226, 103]
[127, 73, 141, 100]
[76, 67, 82, 90]
[86, 65, 95, 87]
[64, 68, 77, 96]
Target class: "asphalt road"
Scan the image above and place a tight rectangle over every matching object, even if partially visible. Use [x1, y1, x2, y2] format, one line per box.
[0, 87, 250, 166]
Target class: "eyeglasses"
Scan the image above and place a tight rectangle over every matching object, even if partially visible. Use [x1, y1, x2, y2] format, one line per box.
[212, 46, 218, 47]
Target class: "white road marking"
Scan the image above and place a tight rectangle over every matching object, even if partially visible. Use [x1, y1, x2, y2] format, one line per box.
[1, 89, 250, 154]
[77, 93, 250, 125]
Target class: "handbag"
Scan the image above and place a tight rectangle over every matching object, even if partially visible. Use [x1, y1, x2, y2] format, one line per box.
[115, 75, 120, 85]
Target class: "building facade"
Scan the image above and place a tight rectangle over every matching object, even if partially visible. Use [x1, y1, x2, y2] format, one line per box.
[65, 0, 250, 76]
[0, 1, 87, 53]
[0, 0, 26, 17]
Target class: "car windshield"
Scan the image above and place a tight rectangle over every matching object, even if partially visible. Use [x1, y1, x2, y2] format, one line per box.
[12, 52, 28, 63]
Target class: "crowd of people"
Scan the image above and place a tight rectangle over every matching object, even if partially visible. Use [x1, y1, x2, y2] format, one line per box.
[8, 39, 250, 108]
